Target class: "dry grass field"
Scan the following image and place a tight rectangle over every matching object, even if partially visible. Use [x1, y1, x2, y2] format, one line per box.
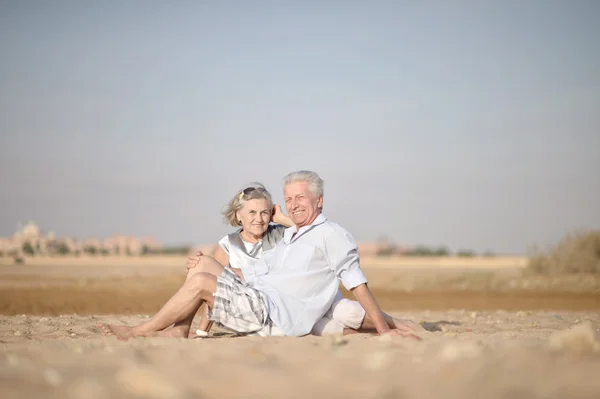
[1, 255, 598, 315]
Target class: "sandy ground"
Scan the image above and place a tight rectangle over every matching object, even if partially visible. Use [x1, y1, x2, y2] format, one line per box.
[2, 256, 600, 398]
[2, 312, 600, 398]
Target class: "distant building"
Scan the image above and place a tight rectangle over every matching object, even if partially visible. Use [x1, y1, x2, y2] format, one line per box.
[0, 221, 166, 259]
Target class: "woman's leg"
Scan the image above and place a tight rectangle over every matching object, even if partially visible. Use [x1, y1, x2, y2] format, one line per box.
[169, 256, 226, 337]
[190, 304, 213, 337]
[99, 272, 217, 340]
[185, 255, 227, 279]
[99, 256, 226, 339]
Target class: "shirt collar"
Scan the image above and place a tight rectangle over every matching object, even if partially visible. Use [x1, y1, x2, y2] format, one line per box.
[283, 213, 327, 244]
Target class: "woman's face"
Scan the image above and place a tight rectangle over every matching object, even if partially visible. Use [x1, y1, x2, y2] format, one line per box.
[237, 198, 272, 238]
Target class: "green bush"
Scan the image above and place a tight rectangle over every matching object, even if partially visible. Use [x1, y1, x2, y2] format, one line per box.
[160, 246, 191, 255]
[405, 245, 451, 257]
[527, 230, 600, 274]
[375, 248, 393, 257]
[56, 243, 70, 255]
[142, 245, 152, 255]
[457, 249, 476, 257]
[22, 242, 35, 256]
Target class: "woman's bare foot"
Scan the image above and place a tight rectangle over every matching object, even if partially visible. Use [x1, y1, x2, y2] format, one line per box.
[98, 323, 136, 341]
[145, 328, 188, 339]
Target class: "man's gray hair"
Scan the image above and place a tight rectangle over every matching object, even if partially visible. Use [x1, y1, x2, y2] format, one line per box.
[282, 170, 324, 198]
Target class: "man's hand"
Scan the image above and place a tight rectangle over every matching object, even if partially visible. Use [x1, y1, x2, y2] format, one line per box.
[380, 329, 423, 340]
[186, 251, 203, 273]
[394, 319, 417, 332]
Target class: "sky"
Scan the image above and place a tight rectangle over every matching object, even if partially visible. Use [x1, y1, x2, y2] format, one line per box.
[1, 1, 599, 255]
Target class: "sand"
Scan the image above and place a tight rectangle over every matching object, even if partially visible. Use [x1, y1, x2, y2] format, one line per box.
[2, 312, 600, 398]
[2, 256, 600, 398]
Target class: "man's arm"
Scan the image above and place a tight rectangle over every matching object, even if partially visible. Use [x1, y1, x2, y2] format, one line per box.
[349, 283, 390, 334]
[327, 227, 407, 336]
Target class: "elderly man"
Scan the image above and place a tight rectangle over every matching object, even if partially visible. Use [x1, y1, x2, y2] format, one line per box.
[100, 171, 412, 339]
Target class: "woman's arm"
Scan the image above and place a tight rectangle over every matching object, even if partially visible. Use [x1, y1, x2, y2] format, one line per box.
[211, 244, 230, 267]
[212, 244, 245, 280]
[272, 204, 294, 227]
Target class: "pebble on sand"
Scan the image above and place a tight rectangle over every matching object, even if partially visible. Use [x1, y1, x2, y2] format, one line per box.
[364, 351, 394, 370]
[439, 341, 484, 362]
[548, 322, 600, 354]
[330, 335, 348, 347]
[116, 366, 185, 399]
[6, 354, 20, 367]
[44, 368, 63, 387]
[67, 378, 109, 399]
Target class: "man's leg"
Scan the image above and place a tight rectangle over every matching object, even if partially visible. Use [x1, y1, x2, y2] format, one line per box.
[311, 315, 360, 336]
[330, 298, 417, 332]
[99, 272, 218, 340]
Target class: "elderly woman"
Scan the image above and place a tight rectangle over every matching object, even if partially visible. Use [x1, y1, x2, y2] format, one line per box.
[100, 183, 415, 338]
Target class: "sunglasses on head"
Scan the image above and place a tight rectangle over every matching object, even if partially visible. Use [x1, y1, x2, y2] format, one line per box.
[241, 186, 267, 195]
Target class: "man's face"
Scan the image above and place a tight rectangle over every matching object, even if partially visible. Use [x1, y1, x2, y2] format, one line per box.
[284, 181, 323, 228]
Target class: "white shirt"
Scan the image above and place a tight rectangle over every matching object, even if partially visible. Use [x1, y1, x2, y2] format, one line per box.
[249, 214, 368, 337]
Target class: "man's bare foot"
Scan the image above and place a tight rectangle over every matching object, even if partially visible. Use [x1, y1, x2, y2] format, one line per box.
[98, 323, 136, 341]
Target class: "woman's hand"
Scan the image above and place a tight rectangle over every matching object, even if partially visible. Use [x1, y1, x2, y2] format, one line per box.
[272, 204, 294, 227]
[186, 251, 203, 273]
[271, 204, 284, 224]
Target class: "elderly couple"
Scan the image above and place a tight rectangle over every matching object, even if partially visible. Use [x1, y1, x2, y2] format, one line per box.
[99, 170, 418, 339]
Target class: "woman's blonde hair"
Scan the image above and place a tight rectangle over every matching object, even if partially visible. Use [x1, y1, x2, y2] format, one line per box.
[222, 182, 274, 227]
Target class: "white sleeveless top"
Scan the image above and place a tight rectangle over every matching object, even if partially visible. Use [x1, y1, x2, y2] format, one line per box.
[218, 224, 287, 283]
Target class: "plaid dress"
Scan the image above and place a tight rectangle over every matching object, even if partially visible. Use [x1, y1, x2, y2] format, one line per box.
[208, 268, 268, 334]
